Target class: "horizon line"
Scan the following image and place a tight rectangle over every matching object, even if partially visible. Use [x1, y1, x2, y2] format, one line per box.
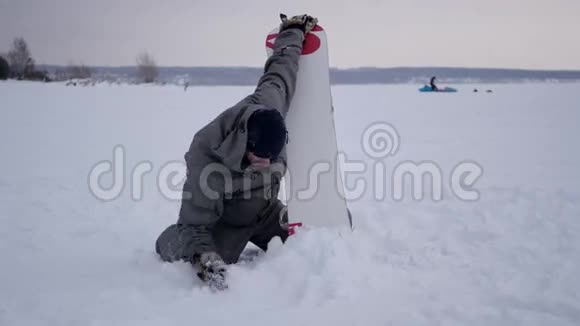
[34, 64, 580, 73]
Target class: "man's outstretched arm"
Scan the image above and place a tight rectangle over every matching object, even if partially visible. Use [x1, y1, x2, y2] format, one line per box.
[248, 15, 318, 117]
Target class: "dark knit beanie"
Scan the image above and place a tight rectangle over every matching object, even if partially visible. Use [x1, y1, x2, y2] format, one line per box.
[246, 109, 287, 159]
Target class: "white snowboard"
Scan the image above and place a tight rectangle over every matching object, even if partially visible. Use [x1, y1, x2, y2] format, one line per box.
[266, 25, 352, 229]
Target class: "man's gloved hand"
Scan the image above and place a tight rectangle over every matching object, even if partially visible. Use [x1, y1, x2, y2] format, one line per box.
[196, 251, 228, 291]
[279, 14, 318, 34]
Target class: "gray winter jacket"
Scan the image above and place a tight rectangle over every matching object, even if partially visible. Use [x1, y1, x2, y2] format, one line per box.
[176, 28, 305, 260]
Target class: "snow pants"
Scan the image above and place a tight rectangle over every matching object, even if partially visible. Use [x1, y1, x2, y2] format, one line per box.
[155, 200, 289, 264]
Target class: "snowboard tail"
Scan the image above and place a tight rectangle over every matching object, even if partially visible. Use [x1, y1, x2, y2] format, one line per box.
[266, 24, 352, 229]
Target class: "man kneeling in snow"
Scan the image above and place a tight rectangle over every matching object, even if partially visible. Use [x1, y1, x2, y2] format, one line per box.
[155, 14, 318, 289]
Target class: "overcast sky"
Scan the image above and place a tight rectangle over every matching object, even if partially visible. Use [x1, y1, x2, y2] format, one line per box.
[1, 0, 579, 69]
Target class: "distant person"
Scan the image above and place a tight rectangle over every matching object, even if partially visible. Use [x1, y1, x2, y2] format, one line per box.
[430, 76, 439, 91]
[154, 14, 318, 291]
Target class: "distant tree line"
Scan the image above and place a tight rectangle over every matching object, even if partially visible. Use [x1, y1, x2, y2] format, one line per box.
[1, 36, 160, 84]
[53, 63, 94, 81]
[1, 37, 50, 81]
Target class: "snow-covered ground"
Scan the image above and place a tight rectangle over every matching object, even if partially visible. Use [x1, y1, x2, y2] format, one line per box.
[1, 81, 579, 326]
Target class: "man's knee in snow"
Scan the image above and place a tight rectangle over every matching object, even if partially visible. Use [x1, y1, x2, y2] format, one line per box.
[155, 224, 181, 262]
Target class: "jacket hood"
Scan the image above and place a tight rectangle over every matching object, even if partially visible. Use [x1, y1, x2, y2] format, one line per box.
[212, 104, 270, 173]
